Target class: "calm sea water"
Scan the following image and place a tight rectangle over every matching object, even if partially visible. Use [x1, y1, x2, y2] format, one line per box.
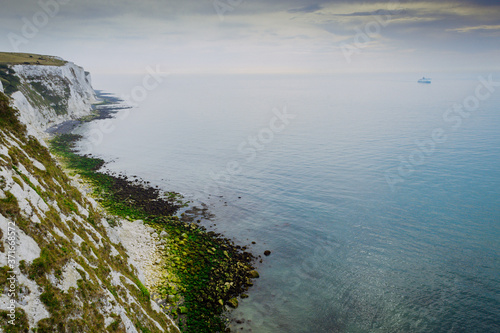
[75, 73, 500, 332]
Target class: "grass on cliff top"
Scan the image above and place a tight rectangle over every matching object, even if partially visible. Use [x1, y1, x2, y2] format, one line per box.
[0, 52, 66, 66]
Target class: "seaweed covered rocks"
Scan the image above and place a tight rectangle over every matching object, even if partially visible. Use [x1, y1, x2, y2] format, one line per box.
[49, 132, 258, 332]
[154, 216, 257, 332]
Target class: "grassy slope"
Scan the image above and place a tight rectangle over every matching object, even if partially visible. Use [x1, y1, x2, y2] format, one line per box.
[0, 52, 66, 66]
[0, 92, 180, 333]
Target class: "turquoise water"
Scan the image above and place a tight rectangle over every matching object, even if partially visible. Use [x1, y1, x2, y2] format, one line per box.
[76, 73, 500, 332]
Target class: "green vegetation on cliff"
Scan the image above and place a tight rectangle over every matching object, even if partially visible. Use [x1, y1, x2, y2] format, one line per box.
[0, 64, 21, 96]
[0, 93, 24, 132]
[0, 91, 180, 333]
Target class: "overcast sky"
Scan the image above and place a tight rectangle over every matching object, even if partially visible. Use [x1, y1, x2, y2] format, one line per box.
[1, 0, 499, 74]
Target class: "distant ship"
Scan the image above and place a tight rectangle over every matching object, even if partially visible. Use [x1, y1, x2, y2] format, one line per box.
[418, 77, 431, 84]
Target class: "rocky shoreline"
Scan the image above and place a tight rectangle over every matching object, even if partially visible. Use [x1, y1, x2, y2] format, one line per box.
[48, 95, 260, 332]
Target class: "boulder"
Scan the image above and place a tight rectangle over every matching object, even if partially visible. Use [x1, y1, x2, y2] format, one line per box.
[226, 298, 238, 308]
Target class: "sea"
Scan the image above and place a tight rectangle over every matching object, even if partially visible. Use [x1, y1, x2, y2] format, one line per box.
[73, 72, 500, 333]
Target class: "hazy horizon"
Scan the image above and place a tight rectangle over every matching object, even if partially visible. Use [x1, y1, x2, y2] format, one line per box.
[1, 1, 500, 75]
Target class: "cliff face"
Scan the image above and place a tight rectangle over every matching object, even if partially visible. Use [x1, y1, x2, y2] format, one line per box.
[9, 61, 98, 137]
[0, 58, 179, 332]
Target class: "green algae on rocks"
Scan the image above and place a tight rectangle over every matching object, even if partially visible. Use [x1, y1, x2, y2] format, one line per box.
[49, 132, 259, 332]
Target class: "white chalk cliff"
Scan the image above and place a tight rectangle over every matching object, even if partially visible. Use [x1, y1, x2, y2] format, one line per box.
[10, 61, 98, 138]
[0, 58, 179, 332]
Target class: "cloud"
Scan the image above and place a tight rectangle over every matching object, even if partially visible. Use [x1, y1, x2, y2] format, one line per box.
[0, 0, 499, 73]
[288, 4, 323, 13]
[333, 9, 408, 17]
[446, 24, 500, 33]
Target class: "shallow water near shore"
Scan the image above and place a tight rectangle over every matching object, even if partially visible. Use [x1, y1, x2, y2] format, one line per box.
[74, 72, 500, 332]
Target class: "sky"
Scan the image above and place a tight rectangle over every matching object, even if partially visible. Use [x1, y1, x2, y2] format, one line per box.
[0, 0, 499, 75]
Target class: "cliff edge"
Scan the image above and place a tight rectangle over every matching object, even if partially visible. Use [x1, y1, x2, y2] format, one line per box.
[0, 53, 180, 332]
[1, 52, 98, 139]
